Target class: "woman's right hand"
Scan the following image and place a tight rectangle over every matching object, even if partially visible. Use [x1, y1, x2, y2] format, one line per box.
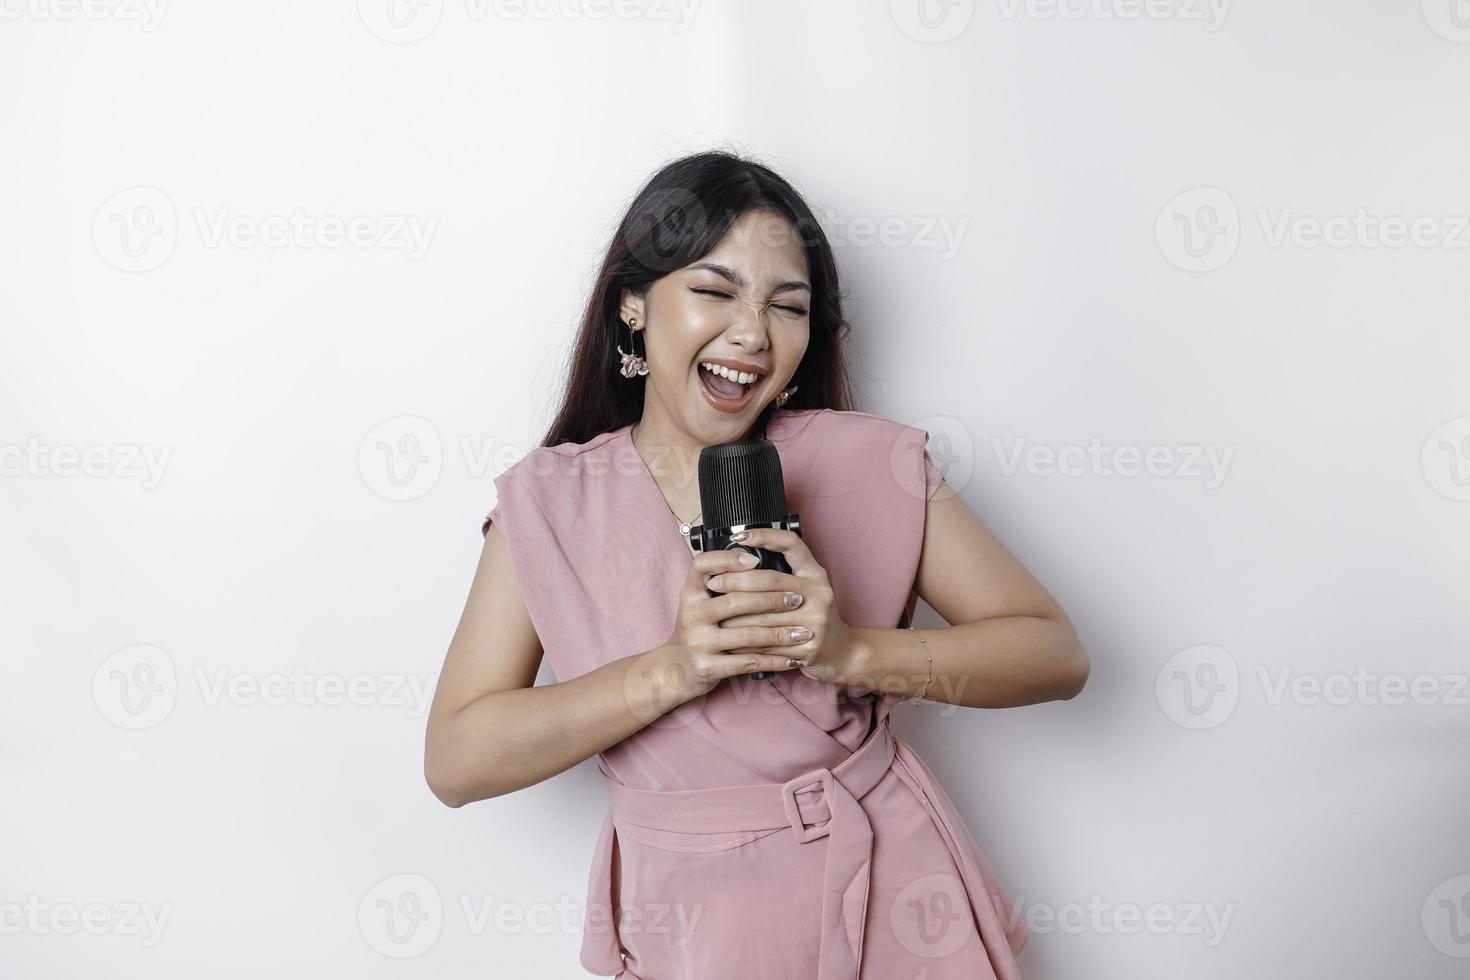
[654, 548, 808, 703]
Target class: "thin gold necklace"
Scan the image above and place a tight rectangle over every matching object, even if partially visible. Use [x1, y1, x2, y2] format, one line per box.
[631, 424, 701, 546]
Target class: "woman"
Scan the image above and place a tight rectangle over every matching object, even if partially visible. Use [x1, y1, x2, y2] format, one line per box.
[424, 150, 1089, 979]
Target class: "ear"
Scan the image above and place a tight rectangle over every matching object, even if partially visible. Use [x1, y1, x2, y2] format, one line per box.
[618, 287, 647, 329]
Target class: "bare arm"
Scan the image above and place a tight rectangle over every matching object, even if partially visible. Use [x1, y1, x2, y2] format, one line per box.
[424, 523, 807, 808]
[842, 479, 1090, 708]
[423, 525, 674, 807]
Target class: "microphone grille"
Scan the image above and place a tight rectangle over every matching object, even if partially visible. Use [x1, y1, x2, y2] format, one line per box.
[697, 439, 787, 528]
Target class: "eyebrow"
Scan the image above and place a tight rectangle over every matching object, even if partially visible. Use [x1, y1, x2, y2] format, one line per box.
[691, 262, 811, 295]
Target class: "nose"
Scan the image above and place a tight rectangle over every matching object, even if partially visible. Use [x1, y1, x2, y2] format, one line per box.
[726, 297, 772, 352]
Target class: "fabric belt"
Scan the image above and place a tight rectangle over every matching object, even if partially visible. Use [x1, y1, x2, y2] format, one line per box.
[583, 717, 896, 980]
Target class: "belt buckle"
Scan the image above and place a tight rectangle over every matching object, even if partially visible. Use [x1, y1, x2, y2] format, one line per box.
[780, 767, 835, 843]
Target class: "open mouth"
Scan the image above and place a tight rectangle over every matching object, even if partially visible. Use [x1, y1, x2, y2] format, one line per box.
[697, 361, 759, 411]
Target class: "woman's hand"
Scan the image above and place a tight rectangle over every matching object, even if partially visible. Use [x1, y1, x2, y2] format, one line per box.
[706, 527, 859, 686]
[658, 547, 810, 703]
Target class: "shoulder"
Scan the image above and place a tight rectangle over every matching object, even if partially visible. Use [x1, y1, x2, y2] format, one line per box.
[495, 426, 625, 487]
[778, 407, 930, 453]
[781, 408, 939, 501]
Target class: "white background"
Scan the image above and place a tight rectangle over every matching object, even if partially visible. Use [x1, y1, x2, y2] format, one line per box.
[3, 1, 1468, 977]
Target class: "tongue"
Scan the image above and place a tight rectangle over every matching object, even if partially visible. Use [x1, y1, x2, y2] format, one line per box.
[703, 370, 746, 399]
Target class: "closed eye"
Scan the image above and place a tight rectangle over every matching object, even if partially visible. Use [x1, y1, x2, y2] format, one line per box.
[691, 288, 808, 316]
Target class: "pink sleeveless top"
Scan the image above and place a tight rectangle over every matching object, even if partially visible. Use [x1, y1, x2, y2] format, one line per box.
[483, 407, 1029, 980]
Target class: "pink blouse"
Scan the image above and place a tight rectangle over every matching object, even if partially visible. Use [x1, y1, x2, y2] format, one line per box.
[483, 407, 1029, 979]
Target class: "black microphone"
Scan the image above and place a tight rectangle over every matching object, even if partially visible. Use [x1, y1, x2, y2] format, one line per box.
[687, 438, 803, 680]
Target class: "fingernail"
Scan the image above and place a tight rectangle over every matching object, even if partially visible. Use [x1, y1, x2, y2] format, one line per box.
[730, 529, 749, 541]
[739, 553, 759, 566]
[708, 576, 724, 590]
[784, 592, 803, 608]
[790, 627, 812, 642]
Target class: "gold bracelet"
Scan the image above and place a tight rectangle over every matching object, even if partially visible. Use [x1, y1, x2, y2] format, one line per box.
[906, 625, 933, 705]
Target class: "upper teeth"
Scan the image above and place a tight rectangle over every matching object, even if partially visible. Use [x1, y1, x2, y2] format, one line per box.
[701, 362, 762, 385]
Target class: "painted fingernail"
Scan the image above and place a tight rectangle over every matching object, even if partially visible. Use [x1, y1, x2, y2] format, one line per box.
[738, 553, 759, 566]
[784, 592, 803, 608]
[790, 627, 812, 642]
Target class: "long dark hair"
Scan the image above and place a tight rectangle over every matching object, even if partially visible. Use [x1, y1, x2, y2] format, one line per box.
[539, 149, 855, 449]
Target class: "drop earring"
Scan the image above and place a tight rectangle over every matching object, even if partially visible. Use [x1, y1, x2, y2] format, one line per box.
[775, 385, 798, 407]
[617, 316, 650, 378]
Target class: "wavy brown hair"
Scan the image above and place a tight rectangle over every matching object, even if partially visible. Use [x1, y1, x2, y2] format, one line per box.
[539, 149, 856, 449]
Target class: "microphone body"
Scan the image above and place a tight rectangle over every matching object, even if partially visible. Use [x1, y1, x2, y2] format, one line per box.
[686, 438, 803, 680]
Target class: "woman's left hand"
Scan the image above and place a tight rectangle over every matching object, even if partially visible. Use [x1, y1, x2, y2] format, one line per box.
[702, 526, 859, 684]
